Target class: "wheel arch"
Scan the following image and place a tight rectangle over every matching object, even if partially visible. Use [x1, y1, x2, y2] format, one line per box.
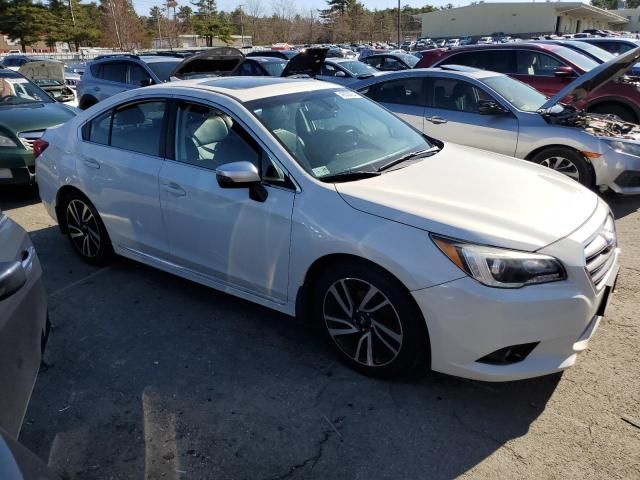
[585, 97, 640, 123]
[524, 144, 596, 187]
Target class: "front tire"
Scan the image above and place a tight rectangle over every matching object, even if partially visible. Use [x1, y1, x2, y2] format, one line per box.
[62, 193, 112, 265]
[312, 262, 428, 378]
[530, 147, 595, 188]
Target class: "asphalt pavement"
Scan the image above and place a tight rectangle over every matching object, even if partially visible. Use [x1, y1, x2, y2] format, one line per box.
[1, 186, 639, 480]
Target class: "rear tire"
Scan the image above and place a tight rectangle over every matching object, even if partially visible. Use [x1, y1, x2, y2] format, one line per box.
[530, 147, 595, 188]
[61, 192, 113, 265]
[312, 261, 428, 378]
[588, 103, 637, 124]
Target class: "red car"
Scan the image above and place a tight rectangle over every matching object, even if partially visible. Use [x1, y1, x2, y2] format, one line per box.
[416, 43, 640, 122]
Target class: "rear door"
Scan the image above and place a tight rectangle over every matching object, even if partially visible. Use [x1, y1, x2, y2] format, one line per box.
[358, 77, 426, 131]
[422, 76, 518, 156]
[76, 100, 170, 257]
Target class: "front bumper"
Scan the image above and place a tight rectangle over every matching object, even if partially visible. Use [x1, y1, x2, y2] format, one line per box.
[0, 149, 35, 185]
[593, 148, 640, 195]
[414, 201, 619, 382]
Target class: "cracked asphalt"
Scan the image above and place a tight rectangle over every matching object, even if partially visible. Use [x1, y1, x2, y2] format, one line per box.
[2, 187, 639, 479]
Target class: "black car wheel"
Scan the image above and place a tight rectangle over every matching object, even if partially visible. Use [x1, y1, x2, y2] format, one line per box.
[63, 193, 112, 265]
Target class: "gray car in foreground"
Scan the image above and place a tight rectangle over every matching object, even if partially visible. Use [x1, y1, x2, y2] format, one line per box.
[352, 51, 640, 194]
[0, 211, 48, 438]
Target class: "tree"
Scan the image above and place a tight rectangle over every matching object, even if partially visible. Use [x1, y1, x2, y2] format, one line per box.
[0, 0, 54, 52]
[191, 0, 231, 46]
[590, 0, 618, 9]
[176, 5, 193, 33]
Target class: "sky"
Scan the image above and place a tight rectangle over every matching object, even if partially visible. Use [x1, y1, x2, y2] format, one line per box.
[131, 0, 585, 17]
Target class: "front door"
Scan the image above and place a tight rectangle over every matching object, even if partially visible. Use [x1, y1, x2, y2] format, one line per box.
[158, 101, 295, 302]
[423, 77, 519, 156]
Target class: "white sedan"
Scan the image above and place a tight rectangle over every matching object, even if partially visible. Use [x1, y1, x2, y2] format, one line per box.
[35, 77, 619, 381]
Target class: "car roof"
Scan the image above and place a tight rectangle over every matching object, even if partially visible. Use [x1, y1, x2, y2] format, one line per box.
[246, 56, 287, 63]
[327, 58, 357, 63]
[145, 76, 336, 102]
[138, 55, 182, 63]
[355, 67, 503, 82]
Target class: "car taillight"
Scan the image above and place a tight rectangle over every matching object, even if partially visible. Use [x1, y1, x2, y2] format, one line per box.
[33, 139, 49, 159]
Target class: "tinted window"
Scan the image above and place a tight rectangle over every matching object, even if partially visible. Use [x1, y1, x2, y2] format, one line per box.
[364, 57, 384, 69]
[100, 62, 127, 83]
[128, 64, 152, 86]
[430, 78, 491, 113]
[111, 101, 166, 155]
[445, 50, 515, 73]
[362, 78, 426, 106]
[238, 62, 256, 76]
[86, 110, 111, 145]
[516, 51, 563, 76]
[321, 62, 339, 76]
[383, 58, 405, 71]
[174, 103, 259, 170]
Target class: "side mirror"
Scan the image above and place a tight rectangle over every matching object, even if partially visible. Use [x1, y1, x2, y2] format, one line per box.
[334, 70, 346, 78]
[140, 78, 154, 87]
[478, 100, 509, 115]
[0, 261, 27, 302]
[216, 161, 268, 202]
[554, 66, 575, 78]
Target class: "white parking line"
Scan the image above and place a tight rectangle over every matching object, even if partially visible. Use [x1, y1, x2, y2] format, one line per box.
[48, 266, 112, 299]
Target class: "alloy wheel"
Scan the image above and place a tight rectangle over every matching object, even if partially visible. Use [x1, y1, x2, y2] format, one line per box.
[66, 199, 101, 258]
[538, 156, 580, 180]
[323, 278, 403, 367]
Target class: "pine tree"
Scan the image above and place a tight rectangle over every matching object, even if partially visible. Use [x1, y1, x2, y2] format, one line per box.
[191, 0, 231, 47]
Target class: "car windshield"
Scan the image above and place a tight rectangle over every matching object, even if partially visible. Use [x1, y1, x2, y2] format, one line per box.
[146, 60, 181, 82]
[248, 89, 432, 180]
[568, 42, 614, 62]
[262, 61, 287, 76]
[552, 45, 599, 71]
[483, 75, 548, 112]
[338, 61, 377, 75]
[0, 74, 53, 105]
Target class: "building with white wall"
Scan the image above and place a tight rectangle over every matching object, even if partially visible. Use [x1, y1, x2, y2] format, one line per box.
[415, 2, 628, 39]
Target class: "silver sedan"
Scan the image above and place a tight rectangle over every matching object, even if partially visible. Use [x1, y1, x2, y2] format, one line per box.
[352, 66, 640, 194]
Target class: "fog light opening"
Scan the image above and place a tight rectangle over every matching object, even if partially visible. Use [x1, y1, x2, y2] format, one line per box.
[477, 342, 539, 365]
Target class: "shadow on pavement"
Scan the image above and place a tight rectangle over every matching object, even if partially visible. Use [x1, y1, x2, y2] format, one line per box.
[18, 250, 561, 479]
[0, 185, 40, 211]
[603, 191, 640, 220]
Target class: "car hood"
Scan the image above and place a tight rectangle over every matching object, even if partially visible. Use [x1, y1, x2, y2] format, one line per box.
[171, 47, 245, 80]
[281, 48, 328, 77]
[0, 102, 76, 134]
[18, 60, 65, 84]
[542, 47, 640, 109]
[335, 143, 598, 251]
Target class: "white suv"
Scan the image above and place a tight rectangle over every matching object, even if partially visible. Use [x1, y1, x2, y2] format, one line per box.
[36, 78, 619, 381]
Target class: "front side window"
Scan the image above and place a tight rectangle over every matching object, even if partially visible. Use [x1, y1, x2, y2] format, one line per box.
[383, 58, 404, 70]
[516, 51, 564, 76]
[100, 62, 127, 83]
[174, 103, 259, 171]
[361, 78, 426, 106]
[128, 64, 153, 86]
[430, 78, 491, 113]
[84, 101, 166, 156]
[249, 89, 431, 180]
[321, 63, 338, 76]
[445, 50, 515, 74]
[364, 57, 384, 69]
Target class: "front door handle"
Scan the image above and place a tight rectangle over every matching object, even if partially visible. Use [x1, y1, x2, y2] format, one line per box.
[425, 116, 448, 124]
[163, 182, 186, 197]
[82, 158, 100, 169]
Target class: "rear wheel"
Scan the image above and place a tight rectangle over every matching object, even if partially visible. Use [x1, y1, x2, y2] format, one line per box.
[530, 147, 594, 188]
[312, 261, 428, 378]
[62, 192, 112, 265]
[588, 103, 637, 124]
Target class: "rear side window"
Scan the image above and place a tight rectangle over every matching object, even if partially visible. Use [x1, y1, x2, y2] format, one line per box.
[429, 78, 492, 113]
[445, 50, 515, 74]
[100, 62, 127, 83]
[83, 101, 166, 156]
[362, 78, 426, 106]
[516, 51, 563, 76]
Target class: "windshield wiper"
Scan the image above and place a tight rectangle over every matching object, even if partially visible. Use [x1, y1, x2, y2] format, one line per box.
[320, 170, 381, 183]
[377, 147, 440, 172]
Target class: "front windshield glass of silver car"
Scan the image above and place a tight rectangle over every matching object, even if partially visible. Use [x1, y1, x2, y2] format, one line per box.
[0, 72, 53, 105]
[568, 42, 614, 62]
[483, 75, 548, 112]
[249, 89, 432, 180]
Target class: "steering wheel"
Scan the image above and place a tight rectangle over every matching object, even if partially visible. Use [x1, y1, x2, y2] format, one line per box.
[334, 125, 363, 147]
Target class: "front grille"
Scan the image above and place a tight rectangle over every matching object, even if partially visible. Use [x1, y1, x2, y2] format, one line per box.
[18, 131, 44, 151]
[584, 215, 617, 289]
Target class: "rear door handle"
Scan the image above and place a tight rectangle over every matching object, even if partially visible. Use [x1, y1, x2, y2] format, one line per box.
[163, 182, 186, 197]
[425, 116, 448, 124]
[83, 158, 100, 169]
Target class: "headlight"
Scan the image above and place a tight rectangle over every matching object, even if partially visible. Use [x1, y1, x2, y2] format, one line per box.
[605, 139, 640, 156]
[432, 235, 566, 288]
[0, 135, 18, 147]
